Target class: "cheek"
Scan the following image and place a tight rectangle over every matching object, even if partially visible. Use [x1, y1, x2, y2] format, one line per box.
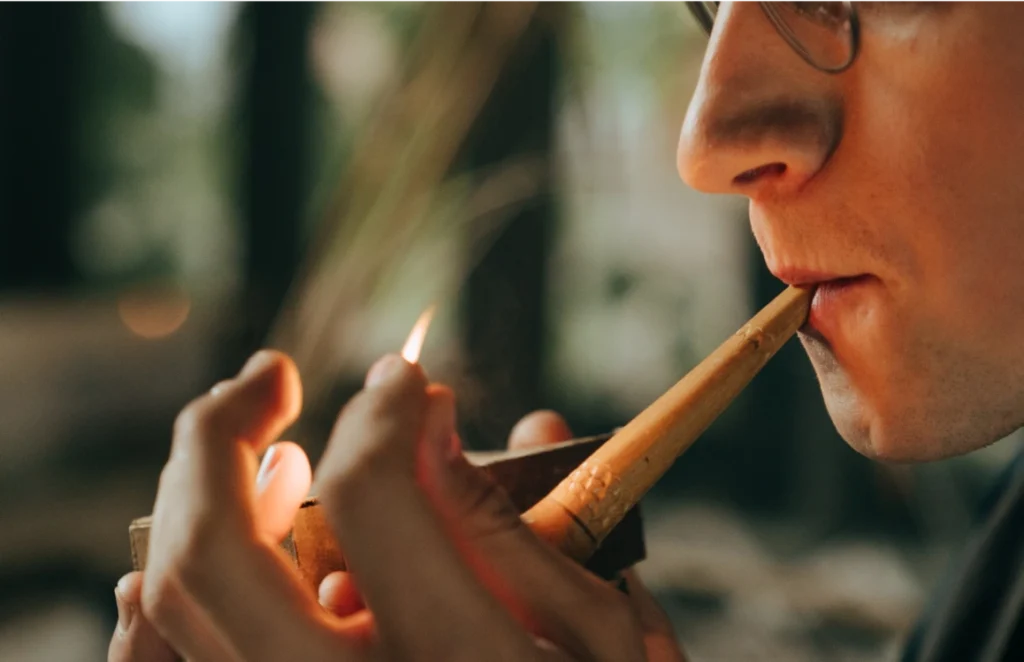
[854, 6, 1024, 306]
[796, 5, 1024, 457]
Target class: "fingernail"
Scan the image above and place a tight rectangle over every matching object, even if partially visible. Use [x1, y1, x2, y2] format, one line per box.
[317, 577, 334, 607]
[256, 444, 281, 492]
[365, 354, 406, 388]
[114, 587, 134, 636]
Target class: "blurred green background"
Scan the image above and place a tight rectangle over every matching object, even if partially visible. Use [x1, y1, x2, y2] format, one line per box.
[0, 3, 1018, 660]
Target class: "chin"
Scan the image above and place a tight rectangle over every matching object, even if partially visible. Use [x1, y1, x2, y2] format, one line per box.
[824, 396, 934, 463]
[799, 331, 951, 463]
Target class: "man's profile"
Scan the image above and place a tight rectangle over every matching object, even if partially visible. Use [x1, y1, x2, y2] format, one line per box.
[110, 4, 1024, 661]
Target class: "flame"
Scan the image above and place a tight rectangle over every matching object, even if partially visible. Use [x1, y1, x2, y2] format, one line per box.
[400, 304, 436, 363]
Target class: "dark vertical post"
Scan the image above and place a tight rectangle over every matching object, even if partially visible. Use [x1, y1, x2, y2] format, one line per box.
[459, 13, 559, 449]
[744, 241, 912, 534]
[735, 244, 802, 513]
[0, 4, 84, 291]
[234, 3, 316, 361]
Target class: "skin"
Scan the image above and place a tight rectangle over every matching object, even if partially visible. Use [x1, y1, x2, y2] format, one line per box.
[109, 351, 683, 662]
[111, 3, 1024, 659]
[678, 3, 1024, 461]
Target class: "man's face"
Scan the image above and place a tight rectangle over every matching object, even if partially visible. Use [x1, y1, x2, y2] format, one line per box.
[678, 3, 1024, 462]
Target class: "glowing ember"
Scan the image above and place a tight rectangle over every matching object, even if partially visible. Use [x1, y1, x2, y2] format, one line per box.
[400, 304, 436, 363]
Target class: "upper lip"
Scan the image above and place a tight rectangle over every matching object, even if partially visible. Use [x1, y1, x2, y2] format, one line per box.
[769, 267, 862, 287]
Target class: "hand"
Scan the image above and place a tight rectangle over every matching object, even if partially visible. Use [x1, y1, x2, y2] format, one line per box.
[109, 351, 362, 662]
[109, 350, 686, 661]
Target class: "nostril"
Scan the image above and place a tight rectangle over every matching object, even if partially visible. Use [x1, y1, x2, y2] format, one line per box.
[734, 162, 787, 185]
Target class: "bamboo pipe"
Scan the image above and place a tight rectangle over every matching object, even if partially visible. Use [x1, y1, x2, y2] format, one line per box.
[130, 286, 809, 581]
[522, 285, 813, 563]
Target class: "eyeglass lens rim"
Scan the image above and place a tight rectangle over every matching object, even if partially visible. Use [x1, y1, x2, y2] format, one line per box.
[685, 1, 860, 74]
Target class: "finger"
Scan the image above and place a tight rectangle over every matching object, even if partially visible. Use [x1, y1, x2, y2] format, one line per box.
[255, 441, 313, 543]
[324, 361, 644, 660]
[109, 573, 180, 662]
[418, 406, 647, 660]
[167, 350, 303, 516]
[621, 569, 686, 661]
[441, 465, 646, 659]
[144, 351, 346, 662]
[508, 410, 574, 451]
[510, 412, 651, 656]
[318, 571, 364, 617]
[318, 356, 538, 660]
[621, 569, 672, 634]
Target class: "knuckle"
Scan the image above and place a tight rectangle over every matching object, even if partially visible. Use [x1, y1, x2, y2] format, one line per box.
[140, 570, 184, 628]
[142, 518, 223, 625]
[455, 471, 522, 537]
[595, 593, 646, 661]
[173, 397, 220, 444]
[604, 593, 640, 631]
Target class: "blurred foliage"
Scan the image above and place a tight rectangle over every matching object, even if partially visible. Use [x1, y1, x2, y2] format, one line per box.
[273, 3, 541, 402]
[77, 5, 159, 212]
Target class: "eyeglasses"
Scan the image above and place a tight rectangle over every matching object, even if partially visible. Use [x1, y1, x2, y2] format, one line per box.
[687, 2, 860, 74]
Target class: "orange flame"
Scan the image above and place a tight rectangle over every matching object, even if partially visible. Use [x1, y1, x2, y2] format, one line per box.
[400, 304, 436, 363]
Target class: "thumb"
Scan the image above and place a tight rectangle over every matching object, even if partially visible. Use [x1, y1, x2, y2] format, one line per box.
[254, 441, 312, 543]
[507, 410, 574, 451]
[417, 389, 645, 660]
[108, 572, 179, 662]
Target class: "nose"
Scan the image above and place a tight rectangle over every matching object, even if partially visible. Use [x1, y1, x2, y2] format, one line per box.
[677, 3, 844, 198]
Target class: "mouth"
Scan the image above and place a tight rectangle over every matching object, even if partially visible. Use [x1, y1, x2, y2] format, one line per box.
[769, 268, 874, 342]
[804, 277, 876, 349]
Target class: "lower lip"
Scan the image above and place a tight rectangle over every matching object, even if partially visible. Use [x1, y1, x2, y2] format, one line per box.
[806, 275, 873, 338]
